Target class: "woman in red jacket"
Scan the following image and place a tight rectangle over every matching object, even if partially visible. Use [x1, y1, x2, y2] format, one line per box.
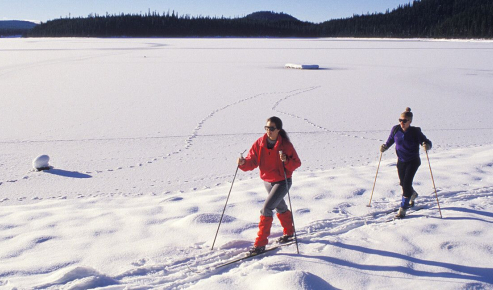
[238, 116, 301, 254]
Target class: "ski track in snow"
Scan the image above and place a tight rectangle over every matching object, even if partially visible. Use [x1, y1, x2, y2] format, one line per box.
[6, 156, 491, 288]
[0, 85, 384, 189]
[0, 86, 324, 190]
[69, 186, 492, 288]
[271, 86, 384, 142]
[183, 86, 321, 150]
[5, 188, 476, 289]
[2, 77, 491, 197]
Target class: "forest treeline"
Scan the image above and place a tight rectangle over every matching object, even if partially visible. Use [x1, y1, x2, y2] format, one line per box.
[24, 0, 493, 38]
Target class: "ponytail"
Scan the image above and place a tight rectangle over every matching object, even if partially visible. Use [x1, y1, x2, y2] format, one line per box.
[279, 129, 290, 143]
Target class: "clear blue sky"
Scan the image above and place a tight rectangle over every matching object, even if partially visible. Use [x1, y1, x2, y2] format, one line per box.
[1, 0, 412, 24]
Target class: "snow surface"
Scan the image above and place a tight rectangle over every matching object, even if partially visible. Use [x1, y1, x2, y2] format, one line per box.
[1, 38, 493, 289]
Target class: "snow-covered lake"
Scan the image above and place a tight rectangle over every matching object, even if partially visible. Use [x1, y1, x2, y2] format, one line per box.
[1, 38, 493, 289]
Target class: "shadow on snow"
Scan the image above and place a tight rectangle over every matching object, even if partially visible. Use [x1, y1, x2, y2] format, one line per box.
[43, 169, 92, 179]
[294, 241, 493, 284]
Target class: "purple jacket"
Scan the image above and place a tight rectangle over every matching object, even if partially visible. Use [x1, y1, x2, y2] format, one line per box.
[385, 125, 432, 162]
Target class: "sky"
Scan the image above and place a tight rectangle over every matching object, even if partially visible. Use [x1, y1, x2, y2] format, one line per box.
[1, 0, 412, 24]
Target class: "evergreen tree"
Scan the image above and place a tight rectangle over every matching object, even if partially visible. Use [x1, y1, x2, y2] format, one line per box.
[26, 1, 493, 38]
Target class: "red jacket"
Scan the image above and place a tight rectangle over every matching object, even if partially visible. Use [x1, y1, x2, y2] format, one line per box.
[239, 134, 301, 182]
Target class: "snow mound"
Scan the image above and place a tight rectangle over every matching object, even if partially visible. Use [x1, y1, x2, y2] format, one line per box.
[36, 266, 119, 289]
[193, 213, 236, 224]
[255, 271, 337, 290]
[32, 154, 50, 171]
[173, 213, 236, 228]
[218, 239, 251, 250]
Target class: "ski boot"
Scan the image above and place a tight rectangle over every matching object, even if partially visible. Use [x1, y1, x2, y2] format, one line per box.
[410, 191, 418, 207]
[248, 246, 265, 256]
[277, 235, 294, 244]
[395, 207, 407, 219]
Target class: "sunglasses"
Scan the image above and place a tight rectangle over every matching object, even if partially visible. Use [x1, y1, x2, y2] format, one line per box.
[264, 126, 277, 132]
[399, 119, 409, 124]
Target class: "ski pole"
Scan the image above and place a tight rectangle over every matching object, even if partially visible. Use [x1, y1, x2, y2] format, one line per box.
[425, 149, 443, 218]
[279, 151, 300, 255]
[211, 150, 246, 251]
[367, 152, 383, 207]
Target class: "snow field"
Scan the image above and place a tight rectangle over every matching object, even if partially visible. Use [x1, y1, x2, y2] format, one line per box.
[0, 38, 493, 289]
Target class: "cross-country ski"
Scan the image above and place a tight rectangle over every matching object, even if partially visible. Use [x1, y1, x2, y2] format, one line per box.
[215, 240, 297, 269]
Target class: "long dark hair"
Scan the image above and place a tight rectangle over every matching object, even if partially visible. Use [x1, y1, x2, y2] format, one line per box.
[267, 116, 290, 143]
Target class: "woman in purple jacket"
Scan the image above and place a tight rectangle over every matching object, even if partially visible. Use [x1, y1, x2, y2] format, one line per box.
[380, 107, 432, 218]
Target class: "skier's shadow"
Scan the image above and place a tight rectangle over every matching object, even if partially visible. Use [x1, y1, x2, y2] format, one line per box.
[443, 206, 493, 219]
[293, 241, 493, 284]
[43, 168, 92, 179]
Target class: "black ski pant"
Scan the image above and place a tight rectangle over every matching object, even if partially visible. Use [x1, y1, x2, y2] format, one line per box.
[397, 158, 421, 198]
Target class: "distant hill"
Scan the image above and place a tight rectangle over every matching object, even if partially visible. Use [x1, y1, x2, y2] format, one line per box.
[244, 11, 300, 22]
[0, 20, 37, 30]
[0, 20, 37, 36]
